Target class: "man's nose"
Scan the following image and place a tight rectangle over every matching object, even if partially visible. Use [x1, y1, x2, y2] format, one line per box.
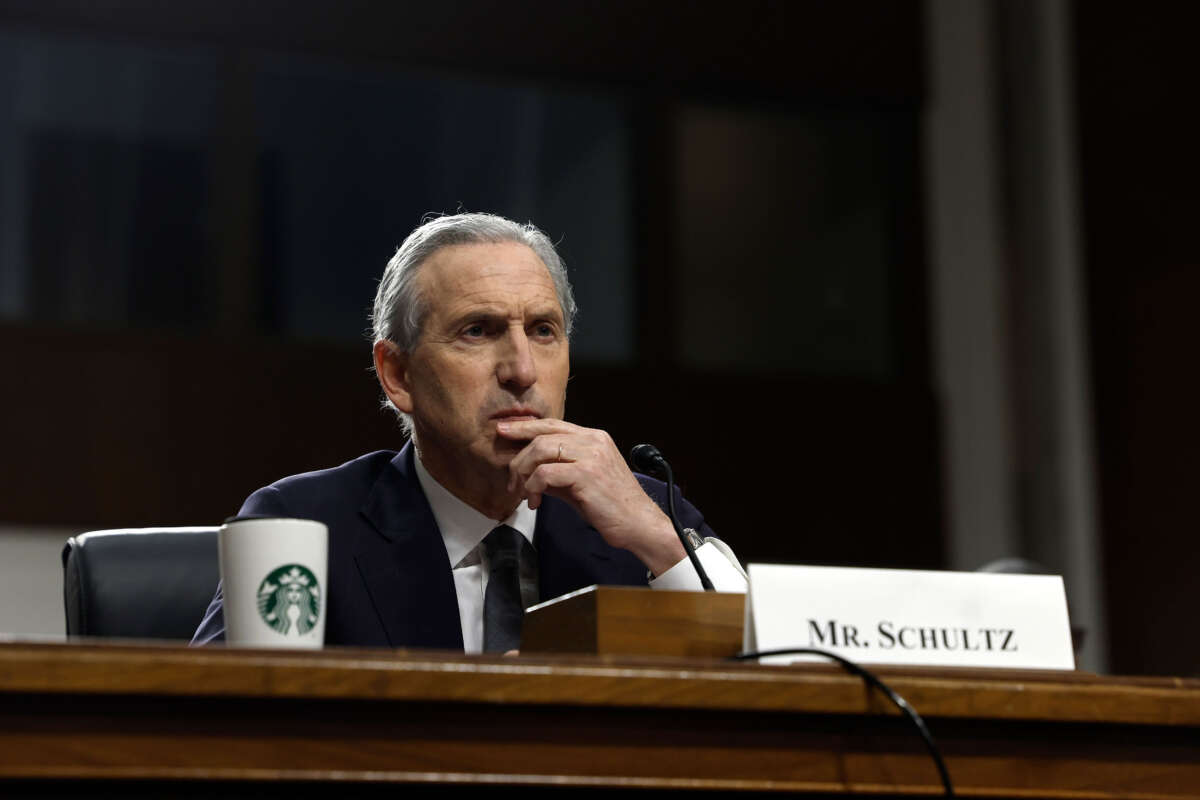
[496, 326, 537, 388]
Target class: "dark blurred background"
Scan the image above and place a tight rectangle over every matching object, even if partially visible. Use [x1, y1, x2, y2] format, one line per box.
[0, 1, 1195, 677]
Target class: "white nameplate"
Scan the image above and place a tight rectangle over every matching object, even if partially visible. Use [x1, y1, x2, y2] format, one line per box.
[743, 563, 1075, 670]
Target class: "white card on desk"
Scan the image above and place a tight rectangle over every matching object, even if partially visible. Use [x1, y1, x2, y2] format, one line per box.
[743, 563, 1075, 670]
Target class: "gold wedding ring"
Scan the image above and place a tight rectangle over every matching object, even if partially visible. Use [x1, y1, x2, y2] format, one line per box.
[557, 443, 564, 461]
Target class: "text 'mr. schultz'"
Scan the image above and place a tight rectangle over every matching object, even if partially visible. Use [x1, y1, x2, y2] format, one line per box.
[808, 619, 1018, 652]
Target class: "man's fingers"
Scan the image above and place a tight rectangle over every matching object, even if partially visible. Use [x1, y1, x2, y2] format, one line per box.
[506, 433, 577, 492]
[495, 418, 577, 439]
[522, 462, 577, 507]
[500, 421, 625, 517]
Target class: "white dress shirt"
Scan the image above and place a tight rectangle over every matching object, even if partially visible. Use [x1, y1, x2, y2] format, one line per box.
[413, 453, 748, 654]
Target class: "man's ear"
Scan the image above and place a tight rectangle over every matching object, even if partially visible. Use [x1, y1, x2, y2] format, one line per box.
[373, 340, 414, 414]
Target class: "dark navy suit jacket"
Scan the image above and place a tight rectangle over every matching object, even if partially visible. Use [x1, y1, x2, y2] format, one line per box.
[192, 442, 714, 649]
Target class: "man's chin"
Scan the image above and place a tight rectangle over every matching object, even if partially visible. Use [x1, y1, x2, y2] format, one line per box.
[491, 437, 525, 459]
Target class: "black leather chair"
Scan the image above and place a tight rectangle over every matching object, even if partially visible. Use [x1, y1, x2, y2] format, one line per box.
[62, 527, 219, 640]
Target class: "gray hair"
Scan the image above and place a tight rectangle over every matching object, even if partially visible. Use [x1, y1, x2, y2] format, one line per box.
[371, 212, 577, 432]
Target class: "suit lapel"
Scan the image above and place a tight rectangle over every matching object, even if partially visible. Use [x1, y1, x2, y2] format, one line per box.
[356, 443, 464, 650]
[533, 495, 621, 602]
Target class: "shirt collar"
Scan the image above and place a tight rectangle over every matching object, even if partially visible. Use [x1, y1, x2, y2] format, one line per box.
[413, 449, 537, 568]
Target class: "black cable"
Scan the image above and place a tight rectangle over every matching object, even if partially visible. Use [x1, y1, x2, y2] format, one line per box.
[658, 459, 715, 591]
[732, 647, 954, 797]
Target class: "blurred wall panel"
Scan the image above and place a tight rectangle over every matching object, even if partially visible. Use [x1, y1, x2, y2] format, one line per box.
[674, 105, 899, 378]
[0, 2, 935, 597]
[28, 132, 213, 327]
[1075, 3, 1200, 676]
[0, 324, 403, 528]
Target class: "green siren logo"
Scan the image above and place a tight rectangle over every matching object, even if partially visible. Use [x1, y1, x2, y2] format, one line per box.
[256, 564, 321, 636]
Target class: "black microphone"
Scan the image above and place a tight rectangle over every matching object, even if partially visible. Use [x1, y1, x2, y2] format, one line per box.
[629, 444, 715, 591]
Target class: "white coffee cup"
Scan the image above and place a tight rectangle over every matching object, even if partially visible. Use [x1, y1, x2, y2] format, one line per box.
[218, 517, 328, 649]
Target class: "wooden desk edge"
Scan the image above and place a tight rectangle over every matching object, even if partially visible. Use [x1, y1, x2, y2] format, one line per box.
[1, 640, 1198, 727]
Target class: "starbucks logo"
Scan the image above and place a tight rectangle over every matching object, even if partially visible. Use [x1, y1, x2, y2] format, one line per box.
[256, 564, 321, 636]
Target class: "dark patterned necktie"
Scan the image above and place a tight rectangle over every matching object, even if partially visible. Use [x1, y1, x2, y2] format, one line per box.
[482, 525, 537, 653]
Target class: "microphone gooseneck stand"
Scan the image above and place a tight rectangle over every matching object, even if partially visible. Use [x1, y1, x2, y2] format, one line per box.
[629, 444, 715, 591]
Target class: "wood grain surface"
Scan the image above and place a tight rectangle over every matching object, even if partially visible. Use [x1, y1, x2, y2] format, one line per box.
[0, 640, 1198, 797]
[522, 585, 746, 657]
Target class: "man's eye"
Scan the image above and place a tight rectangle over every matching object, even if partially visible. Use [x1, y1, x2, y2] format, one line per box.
[532, 322, 556, 338]
[463, 324, 486, 338]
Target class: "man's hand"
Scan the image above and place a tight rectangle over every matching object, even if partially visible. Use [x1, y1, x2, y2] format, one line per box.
[496, 418, 686, 576]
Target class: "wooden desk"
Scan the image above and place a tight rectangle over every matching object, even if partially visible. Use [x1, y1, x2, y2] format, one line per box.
[0, 640, 1197, 797]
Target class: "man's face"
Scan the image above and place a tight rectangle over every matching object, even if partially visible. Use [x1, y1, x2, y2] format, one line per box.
[396, 241, 569, 475]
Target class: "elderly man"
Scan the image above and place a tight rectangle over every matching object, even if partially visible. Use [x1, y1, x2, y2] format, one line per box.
[193, 212, 744, 652]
